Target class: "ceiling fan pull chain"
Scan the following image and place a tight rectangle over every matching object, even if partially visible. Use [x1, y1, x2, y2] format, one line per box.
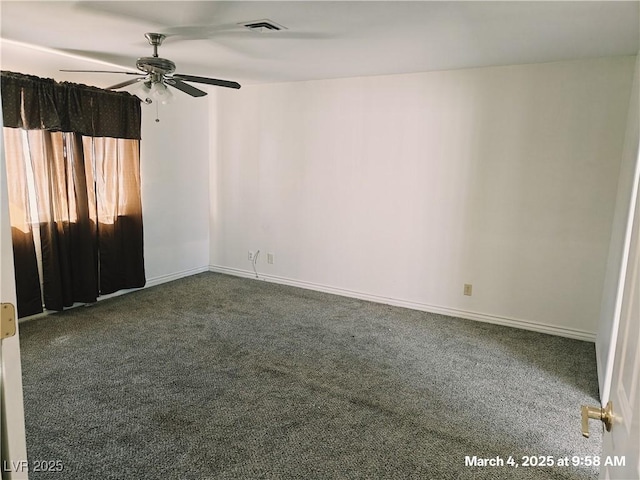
[155, 101, 160, 123]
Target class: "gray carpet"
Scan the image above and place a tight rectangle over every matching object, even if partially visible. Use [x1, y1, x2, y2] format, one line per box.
[19, 272, 602, 479]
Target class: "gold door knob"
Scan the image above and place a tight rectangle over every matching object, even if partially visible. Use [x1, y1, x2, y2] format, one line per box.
[581, 400, 613, 438]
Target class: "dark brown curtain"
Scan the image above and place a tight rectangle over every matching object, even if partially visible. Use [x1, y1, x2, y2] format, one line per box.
[1, 71, 140, 139]
[2, 71, 144, 317]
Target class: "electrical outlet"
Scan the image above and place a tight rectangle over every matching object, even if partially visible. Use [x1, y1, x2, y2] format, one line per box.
[464, 284, 473, 296]
[267, 253, 275, 265]
[248, 251, 255, 262]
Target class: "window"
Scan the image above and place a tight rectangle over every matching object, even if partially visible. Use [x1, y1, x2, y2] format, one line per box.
[2, 71, 145, 317]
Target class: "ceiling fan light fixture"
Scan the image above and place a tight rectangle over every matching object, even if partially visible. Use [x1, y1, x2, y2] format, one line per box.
[128, 81, 152, 104]
[151, 82, 174, 104]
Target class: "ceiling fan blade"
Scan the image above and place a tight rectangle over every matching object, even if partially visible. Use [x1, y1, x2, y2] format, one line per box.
[107, 78, 145, 90]
[173, 74, 241, 89]
[166, 79, 208, 97]
[60, 69, 143, 75]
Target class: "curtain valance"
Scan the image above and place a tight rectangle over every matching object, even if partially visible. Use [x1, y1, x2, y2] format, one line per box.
[1, 71, 141, 140]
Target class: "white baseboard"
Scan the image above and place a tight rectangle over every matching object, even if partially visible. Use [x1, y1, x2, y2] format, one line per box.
[18, 266, 210, 323]
[209, 265, 596, 343]
[19, 263, 596, 343]
[95, 266, 211, 300]
[144, 266, 210, 288]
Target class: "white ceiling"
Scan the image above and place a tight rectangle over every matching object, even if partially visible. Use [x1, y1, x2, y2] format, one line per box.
[1, 1, 638, 89]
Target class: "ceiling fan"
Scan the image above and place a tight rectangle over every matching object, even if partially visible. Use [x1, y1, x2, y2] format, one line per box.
[61, 32, 240, 103]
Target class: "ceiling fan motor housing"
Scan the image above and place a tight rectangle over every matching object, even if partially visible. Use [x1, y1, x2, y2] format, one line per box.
[136, 57, 176, 75]
[138, 33, 175, 76]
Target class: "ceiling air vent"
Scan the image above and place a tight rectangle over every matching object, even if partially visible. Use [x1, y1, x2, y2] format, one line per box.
[239, 19, 287, 33]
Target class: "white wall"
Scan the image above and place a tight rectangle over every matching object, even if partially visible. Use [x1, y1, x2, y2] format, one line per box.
[140, 98, 210, 285]
[211, 56, 636, 340]
[0, 41, 212, 287]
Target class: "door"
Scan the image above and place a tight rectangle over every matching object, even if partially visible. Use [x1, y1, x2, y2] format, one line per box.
[597, 55, 640, 404]
[588, 53, 640, 479]
[598, 150, 640, 479]
[0, 108, 29, 479]
[1, 320, 2, 477]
